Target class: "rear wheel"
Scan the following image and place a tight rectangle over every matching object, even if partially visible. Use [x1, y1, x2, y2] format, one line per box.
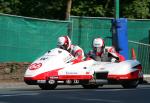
[121, 80, 139, 89]
[82, 84, 99, 89]
[38, 84, 57, 90]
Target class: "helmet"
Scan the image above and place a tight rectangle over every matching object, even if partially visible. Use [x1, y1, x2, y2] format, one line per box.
[57, 36, 71, 50]
[93, 38, 105, 53]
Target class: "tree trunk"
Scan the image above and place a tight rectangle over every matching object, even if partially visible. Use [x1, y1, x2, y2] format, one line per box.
[105, 0, 111, 9]
[65, 0, 72, 20]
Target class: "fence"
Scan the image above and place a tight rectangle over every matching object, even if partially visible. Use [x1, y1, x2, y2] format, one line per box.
[0, 13, 70, 62]
[128, 41, 150, 74]
[70, 16, 150, 74]
[0, 14, 149, 74]
[127, 19, 150, 74]
[70, 16, 112, 53]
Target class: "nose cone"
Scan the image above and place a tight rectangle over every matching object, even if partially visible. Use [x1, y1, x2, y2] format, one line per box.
[24, 63, 43, 81]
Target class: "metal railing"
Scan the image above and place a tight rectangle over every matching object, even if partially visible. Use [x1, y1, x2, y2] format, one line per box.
[129, 40, 150, 74]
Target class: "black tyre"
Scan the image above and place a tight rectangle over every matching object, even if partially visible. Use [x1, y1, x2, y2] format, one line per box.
[121, 80, 139, 89]
[38, 84, 57, 90]
[99, 84, 103, 87]
[82, 84, 99, 89]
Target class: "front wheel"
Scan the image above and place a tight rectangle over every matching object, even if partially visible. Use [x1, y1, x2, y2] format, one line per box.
[38, 84, 57, 90]
[121, 80, 139, 89]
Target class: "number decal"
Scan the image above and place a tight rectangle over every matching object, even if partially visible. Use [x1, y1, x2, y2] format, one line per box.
[29, 63, 42, 70]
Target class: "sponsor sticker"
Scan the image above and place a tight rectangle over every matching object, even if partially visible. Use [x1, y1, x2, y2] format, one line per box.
[66, 72, 78, 74]
[74, 80, 79, 84]
[57, 81, 64, 83]
[40, 57, 48, 60]
[37, 80, 46, 83]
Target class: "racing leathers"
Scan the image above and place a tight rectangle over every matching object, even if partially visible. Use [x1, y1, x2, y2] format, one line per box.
[69, 45, 84, 63]
[87, 46, 125, 62]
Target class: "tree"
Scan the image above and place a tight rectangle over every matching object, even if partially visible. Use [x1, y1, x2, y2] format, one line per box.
[0, 0, 21, 15]
[66, 0, 72, 20]
[19, 0, 67, 19]
[71, 0, 106, 17]
[0, 0, 150, 19]
[121, 0, 150, 19]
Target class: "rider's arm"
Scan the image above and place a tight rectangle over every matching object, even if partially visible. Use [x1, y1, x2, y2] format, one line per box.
[71, 46, 84, 64]
[108, 52, 125, 62]
[74, 49, 83, 61]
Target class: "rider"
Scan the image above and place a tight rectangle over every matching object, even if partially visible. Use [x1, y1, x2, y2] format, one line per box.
[87, 37, 125, 62]
[57, 36, 84, 63]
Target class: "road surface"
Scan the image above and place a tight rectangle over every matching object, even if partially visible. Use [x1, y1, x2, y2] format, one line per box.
[0, 83, 150, 103]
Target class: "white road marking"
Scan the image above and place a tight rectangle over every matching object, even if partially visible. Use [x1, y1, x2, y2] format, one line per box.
[95, 89, 137, 91]
[67, 96, 121, 103]
[86, 98, 121, 103]
[0, 93, 39, 97]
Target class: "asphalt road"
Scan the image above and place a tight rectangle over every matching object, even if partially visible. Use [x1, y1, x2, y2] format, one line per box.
[0, 83, 150, 103]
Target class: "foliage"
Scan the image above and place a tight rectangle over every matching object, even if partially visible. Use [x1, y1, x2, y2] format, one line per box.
[71, 0, 106, 17]
[0, 0, 21, 14]
[18, 0, 67, 19]
[0, 0, 150, 19]
[121, 0, 150, 19]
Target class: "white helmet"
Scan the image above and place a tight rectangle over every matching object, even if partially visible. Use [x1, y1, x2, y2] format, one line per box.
[57, 36, 71, 50]
[93, 38, 105, 53]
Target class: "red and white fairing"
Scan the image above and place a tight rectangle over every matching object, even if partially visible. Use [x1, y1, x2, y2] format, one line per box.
[24, 48, 143, 89]
[92, 60, 142, 80]
[24, 48, 95, 81]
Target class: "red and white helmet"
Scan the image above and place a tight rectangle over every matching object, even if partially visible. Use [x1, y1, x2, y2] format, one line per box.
[57, 36, 71, 50]
[93, 38, 105, 53]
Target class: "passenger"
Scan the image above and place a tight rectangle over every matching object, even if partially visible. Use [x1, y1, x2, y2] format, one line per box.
[57, 36, 84, 63]
[87, 37, 125, 62]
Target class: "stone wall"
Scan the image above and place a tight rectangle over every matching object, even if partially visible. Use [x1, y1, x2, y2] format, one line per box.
[0, 62, 31, 82]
